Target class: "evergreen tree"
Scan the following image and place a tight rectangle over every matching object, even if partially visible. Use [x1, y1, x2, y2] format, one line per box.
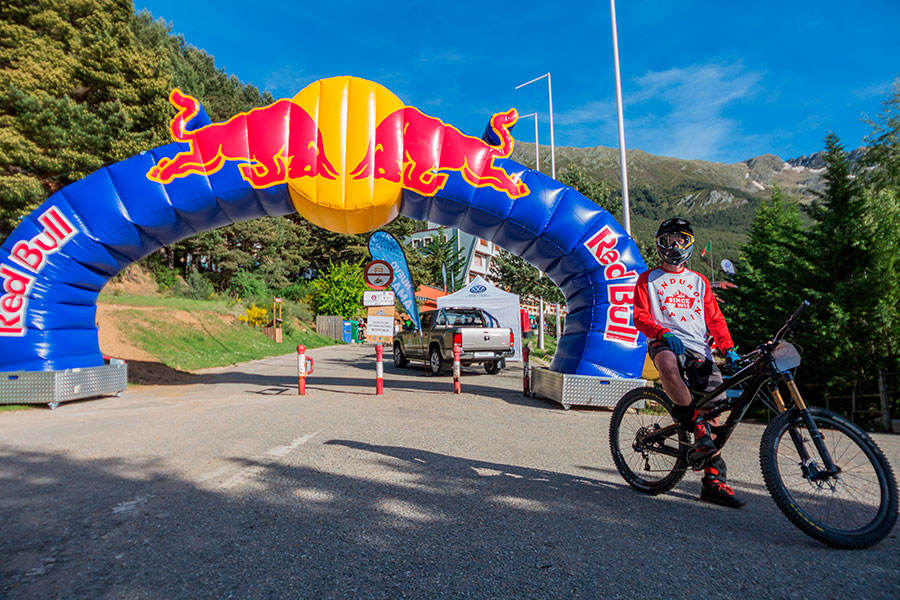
[301, 216, 421, 274]
[862, 79, 900, 192]
[0, 0, 172, 236]
[721, 188, 807, 351]
[490, 249, 564, 304]
[419, 227, 466, 291]
[801, 133, 874, 393]
[557, 165, 617, 216]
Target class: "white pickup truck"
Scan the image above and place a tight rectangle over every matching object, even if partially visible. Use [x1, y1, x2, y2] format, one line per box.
[393, 307, 514, 375]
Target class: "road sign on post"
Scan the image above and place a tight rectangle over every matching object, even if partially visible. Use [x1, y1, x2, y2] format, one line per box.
[366, 306, 395, 344]
[363, 260, 394, 290]
[363, 290, 395, 307]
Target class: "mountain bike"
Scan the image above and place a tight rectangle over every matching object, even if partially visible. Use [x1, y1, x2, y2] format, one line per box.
[609, 301, 898, 548]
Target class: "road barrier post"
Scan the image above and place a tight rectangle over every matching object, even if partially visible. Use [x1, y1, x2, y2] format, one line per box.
[376, 343, 384, 395]
[453, 343, 461, 394]
[297, 345, 314, 395]
[523, 345, 531, 396]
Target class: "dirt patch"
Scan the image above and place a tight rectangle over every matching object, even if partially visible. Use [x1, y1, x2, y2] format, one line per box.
[97, 303, 205, 386]
[97, 304, 157, 363]
[104, 264, 158, 296]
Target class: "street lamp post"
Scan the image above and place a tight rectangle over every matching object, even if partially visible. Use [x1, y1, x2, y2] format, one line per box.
[515, 73, 555, 178]
[515, 73, 557, 351]
[609, 0, 631, 234]
[518, 112, 540, 172]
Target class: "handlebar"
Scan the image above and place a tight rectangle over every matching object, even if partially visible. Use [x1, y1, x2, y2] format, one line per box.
[773, 300, 811, 343]
[723, 301, 810, 372]
[790, 300, 810, 323]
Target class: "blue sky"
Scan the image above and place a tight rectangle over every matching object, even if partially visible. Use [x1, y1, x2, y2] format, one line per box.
[136, 0, 900, 164]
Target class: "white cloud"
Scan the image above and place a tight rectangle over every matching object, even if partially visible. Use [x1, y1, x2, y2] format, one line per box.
[557, 62, 763, 161]
[852, 79, 895, 101]
[417, 50, 464, 65]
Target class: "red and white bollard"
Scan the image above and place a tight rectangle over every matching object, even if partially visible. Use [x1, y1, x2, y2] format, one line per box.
[375, 343, 384, 395]
[452, 343, 461, 394]
[523, 345, 531, 396]
[297, 344, 314, 395]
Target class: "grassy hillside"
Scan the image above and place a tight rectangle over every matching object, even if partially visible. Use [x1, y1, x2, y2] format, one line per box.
[98, 292, 335, 377]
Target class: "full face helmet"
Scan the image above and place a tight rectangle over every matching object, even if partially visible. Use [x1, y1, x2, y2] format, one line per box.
[656, 218, 694, 266]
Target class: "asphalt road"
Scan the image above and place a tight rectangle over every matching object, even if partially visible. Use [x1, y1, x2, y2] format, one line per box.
[2, 344, 898, 599]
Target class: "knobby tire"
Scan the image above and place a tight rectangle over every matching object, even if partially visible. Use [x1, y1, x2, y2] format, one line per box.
[760, 407, 898, 549]
[609, 387, 689, 495]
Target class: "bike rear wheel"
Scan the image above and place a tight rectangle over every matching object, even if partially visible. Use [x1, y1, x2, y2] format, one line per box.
[760, 407, 898, 549]
[609, 387, 689, 495]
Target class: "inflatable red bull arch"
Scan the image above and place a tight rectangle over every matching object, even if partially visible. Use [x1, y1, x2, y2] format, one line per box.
[0, 76, 646, 377]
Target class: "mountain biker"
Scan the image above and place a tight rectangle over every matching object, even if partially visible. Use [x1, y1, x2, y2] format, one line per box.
[632, 217, 745, 509]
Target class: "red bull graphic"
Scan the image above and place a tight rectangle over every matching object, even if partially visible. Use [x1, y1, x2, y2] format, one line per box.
[350, 106, 529, 199]
[585, 225, 640, 346]
[1, 206, 78, 337]
[147, 90, 338, 187]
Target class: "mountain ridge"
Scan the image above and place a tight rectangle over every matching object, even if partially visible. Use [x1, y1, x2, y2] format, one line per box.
[508, 142, 858, 274]
[510, 142, 857, 206]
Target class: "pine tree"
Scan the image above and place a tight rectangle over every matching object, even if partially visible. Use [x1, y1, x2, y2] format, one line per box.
[862, 79, 900, 192]
[490, 249, 564, 304]
[722, 188, 807, 351]
[419, 227, 466, 291]
[797, 132, 900, 395]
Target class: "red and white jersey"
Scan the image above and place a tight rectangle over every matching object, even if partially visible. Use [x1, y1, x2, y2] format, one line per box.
[633, 266, 733, 356]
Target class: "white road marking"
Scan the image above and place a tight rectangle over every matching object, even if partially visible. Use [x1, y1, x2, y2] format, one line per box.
[265, 432, 319, 458]
[112, 494, 152, 514]
[198, 431, 319, 490]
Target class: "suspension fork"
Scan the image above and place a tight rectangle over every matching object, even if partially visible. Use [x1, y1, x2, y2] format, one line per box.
[779, 371, 840, 475]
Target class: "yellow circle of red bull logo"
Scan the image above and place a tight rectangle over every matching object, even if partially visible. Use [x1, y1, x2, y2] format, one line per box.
[147, 76, 529, 235]
[288, 77, 405, 233]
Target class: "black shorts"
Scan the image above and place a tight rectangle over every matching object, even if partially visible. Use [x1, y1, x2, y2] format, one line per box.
[649, 340, 725, 401]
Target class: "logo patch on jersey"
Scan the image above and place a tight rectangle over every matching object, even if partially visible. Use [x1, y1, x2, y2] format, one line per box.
[664, 290, 695, 310]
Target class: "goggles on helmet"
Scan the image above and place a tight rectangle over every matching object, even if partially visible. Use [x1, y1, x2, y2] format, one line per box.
[657, 232, 694, 250]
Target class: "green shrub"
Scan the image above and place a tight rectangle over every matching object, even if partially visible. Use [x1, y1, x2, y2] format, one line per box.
[229, 269, 269, 301]
[178, 270, 216, 300]
[276, 282, 313, 302]
[150, 264, 179, 292]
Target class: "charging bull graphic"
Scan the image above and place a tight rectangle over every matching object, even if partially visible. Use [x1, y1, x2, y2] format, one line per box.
[147, 90, 339, 187]
[1, 76, 646, 379]
[350, 106, 529, 199]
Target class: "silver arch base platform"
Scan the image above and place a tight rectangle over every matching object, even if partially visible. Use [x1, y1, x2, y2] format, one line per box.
[531, 367, 645, 410]
[0, 360, 127, 409]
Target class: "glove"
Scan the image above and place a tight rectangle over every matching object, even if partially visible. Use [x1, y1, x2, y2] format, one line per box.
[725, 348, 741, 365]
[661, 332, 685, 355]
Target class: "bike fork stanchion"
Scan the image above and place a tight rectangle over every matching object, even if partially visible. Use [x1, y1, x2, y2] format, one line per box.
[297, 344, 314, 395]
[523, 345, 531, 396]
[453, 344, 461, 394]
[375, 343, 384, 395]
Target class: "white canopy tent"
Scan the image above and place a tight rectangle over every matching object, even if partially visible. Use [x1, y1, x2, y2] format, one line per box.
[436, 275, 523, 362]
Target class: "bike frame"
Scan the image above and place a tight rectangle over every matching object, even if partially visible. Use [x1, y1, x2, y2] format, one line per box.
[638, 301, 840, 477]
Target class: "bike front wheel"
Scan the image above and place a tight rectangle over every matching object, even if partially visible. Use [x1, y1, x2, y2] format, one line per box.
[609, 387, 689, 495]
[760, 407, 898, 549]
